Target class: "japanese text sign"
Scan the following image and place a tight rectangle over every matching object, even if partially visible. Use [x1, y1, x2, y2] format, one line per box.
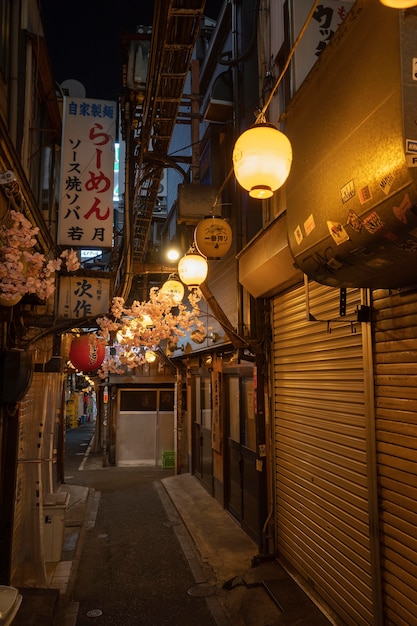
[58, 276, 111, 319]
[291, 1, 354, 91]
[58, 97, 116, 248]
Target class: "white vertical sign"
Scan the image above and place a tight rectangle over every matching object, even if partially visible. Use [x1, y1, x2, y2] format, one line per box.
[58, 97, 116, 248]
[58, 276, 111, 319]
[291, 1, 354, 91]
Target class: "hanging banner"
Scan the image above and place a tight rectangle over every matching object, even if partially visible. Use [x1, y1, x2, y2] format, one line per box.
[58, 276, 111, 319]
[58, 97, 116, 248]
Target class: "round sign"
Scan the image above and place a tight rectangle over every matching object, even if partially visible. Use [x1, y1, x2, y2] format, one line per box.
[194, 216, 232, 260]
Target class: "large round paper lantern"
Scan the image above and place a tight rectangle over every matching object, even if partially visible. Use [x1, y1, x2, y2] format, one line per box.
[194, 216, 232, 260]
[232, 123, 292, 199]
[69, 334, 105, 372]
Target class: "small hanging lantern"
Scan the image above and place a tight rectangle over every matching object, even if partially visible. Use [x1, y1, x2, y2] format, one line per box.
[232, 122, 293, 199]
[178, 246, 208, 287]
[69, 334, 106, 372]
[194, 215, 232, 260]
[0, 294, 23, 307]
[145, 350, 157, 363]
[160, 274, 185, 303]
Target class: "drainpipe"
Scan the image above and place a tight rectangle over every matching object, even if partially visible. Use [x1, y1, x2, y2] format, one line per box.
[231, 0, 270, 559]
[361, 288, 384, 625]
[9, 1, 19, 146]
[118, 101, 133, 301]
[21, 37, 33, 174]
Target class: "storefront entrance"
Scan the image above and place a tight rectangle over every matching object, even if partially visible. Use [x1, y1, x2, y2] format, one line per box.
[116, 387, 174, 467]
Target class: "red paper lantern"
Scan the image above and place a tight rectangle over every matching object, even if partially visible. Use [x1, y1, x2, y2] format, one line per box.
[69, 334, 105, 372]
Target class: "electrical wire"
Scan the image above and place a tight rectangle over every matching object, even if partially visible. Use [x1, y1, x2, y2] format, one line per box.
[212, 0, 319, 208]
[256, 0, 319, 122]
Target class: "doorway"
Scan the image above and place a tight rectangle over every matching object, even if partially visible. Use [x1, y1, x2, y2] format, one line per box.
[116, 387, 174, 466]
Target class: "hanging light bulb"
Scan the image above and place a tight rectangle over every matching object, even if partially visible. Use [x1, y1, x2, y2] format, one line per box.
[160, 273, 185, 303]
[178, 245, 208, 287]
[232, 123, 293, 199]
[379, 0, 417, 6]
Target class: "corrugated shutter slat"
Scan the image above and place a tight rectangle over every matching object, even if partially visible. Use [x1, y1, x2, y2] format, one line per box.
[373, 287, 417, 624]
[273, 282, 374, 625]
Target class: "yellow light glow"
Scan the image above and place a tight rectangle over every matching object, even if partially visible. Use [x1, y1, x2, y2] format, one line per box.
[145, 350, 157, 363]
[178, 249, 208, 287]
[160, 275, 185, 303]
[379, 0, 417, 6]
[167, 248, 180, 262]
[232, 123, 292, 199]
[140, 314, 153, 328]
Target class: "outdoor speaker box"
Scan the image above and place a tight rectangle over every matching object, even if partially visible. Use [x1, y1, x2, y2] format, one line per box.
[0, 349, 34, 405]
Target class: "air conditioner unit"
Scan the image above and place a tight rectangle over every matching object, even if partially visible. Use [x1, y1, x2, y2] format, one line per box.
[0, 350, 34, 405]
[285, 2, 417, 289]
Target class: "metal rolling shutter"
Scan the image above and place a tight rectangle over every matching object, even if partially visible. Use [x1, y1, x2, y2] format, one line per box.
[372, 288, 417, 625]
[11, 374, 48, 586]
[272, 281, 374, 625]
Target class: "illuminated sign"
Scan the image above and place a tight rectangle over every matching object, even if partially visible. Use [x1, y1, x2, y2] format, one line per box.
[58, 97, 116, 248]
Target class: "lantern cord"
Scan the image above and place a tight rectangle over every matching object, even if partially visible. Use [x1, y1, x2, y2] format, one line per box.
[256, 0, 319, 122]
[20, 316, 100, 348]
[212, 168, 235, 210]
[211, 0, 319, 210]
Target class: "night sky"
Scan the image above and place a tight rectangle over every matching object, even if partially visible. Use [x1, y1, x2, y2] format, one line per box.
[40, 1, 224, 102]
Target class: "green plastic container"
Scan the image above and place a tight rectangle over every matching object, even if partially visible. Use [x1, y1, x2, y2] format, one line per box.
[162, 450, 175, 469]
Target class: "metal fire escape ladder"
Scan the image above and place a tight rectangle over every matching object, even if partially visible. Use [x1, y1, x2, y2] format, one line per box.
[131, 1, 206, 266]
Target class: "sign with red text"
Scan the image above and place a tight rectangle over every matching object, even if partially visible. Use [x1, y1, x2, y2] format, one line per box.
[58, 97, 116, 248]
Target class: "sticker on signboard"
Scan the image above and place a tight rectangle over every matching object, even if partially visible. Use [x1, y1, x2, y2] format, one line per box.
[347, 210, 362, 233]
[340, 179, 355, 204]
[304, 214, 315, 236]
[393, 193, 412, 224]
[327, 220, 349, 245]
[358, 185, 372, 205]
[397, 238, 417, 253]
[406, 138, 417, 153]
[362, 211, 385, 234]
[383, 231, 399, 242]
[294, 225, 303, 245]
[380, 173, 394, 195]
[406, 154, 417, 168]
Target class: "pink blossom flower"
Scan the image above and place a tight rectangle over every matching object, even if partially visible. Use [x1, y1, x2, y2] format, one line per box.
[0, 211, 80, 303]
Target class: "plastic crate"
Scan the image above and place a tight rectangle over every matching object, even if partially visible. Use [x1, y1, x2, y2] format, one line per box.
[162, 450, 175, 469]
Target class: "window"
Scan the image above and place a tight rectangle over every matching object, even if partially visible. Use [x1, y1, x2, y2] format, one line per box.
[201, 377, 212, 430]
[120, 390, 157, 411]
[227, 375, 256, 451]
